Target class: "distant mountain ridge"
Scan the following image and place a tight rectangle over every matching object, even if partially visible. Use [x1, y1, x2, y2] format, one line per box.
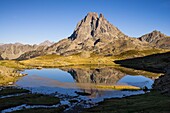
[0, 40, 54, 60]
[0, 12, 170, 60]
[39, 40, 54, 46]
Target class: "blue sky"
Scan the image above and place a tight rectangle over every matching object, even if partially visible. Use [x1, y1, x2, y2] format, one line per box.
[0, 0, 170, 44]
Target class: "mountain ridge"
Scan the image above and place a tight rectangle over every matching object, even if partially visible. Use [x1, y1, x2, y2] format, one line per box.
[0, 40, 54, 60]
[0, 12, 170, 60]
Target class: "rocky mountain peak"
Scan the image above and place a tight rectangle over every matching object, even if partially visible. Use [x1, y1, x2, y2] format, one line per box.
[139, 30, 167, 43]
[69, 12, 124, 42]
[39, 40, 54, 46]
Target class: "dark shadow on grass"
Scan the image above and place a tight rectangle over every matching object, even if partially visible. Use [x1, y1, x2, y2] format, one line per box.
[114, 52, 170, 73]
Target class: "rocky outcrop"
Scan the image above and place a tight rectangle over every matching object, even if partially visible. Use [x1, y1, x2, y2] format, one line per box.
[153, 66, 170, 94]
[139, 30, 170, 49]
[69, 12, 125, 41]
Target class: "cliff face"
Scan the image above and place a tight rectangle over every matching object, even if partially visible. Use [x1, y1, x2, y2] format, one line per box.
[69, 12, 125, 41]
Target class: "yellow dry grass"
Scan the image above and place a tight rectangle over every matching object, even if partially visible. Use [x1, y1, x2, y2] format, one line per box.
[20, 54, 116, 67]
[95, 84, 140, 90]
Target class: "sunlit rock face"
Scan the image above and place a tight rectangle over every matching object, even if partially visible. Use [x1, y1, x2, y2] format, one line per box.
[46, 12, 151, 56]
[69, 12, 124, 41]
[66, 67, 125, 84]
[139, 30, 170, 49]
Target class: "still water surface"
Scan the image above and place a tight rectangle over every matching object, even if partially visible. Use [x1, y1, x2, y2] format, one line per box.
[16, 67, 154, 102]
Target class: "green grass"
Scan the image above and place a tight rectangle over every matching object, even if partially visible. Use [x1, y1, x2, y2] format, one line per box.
[0, 87, 29, 96]
[10, 105, 68, 113]
[95, 84, 140, 90]
[0, 60, 33, 85]
[114, 49, 169, 60]
[83, 91, 170, 113]
[0, 65, 24, 85]
[0, 60, 31, 69]
[20, 54, 116, 67]
[0, 93, 60, 111]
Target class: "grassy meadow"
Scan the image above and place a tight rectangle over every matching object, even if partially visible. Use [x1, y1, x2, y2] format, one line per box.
[82, 91, 170, 113]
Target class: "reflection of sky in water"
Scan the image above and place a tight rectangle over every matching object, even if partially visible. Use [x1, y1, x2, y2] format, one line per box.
[21, 68, 75, 83]
[17, 68, 153, 103]
[118, 75, 154, 89]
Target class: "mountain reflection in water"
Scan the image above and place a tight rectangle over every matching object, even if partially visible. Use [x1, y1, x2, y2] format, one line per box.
[16, 67, 154, 99]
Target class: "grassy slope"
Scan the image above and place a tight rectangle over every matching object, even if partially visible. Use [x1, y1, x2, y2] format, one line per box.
[0, 60, 33, 85]
[0, 87, 29, 96]
[114, 51, 170, 73]
[20, 49, 169, 67]
[0, 60, 31, 69]
[11, 106, 67, 113]
[0, 87, 61, 112]
[20, 54, 115, 67]
[83, 91, 170, 113]
[0, 65, 23, 85]
[0, 93, 60, 111]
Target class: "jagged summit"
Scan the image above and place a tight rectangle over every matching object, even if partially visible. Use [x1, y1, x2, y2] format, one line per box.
[45, 12, 151, 56]
[139, 30, 167, 43]
[39, 40, 54, 46]
[139, 30, 170, 48]
[69, 12, 124, 42]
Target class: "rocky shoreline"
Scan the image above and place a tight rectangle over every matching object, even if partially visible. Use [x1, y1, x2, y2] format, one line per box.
[153, 66, 170, 94]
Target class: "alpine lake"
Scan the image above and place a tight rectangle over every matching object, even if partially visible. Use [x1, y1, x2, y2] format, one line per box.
[12, 67, 156, 109]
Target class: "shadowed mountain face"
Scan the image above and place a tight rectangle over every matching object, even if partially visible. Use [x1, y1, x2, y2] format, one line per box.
[114, 52, 170, 73]
[63, 67, 125, 84]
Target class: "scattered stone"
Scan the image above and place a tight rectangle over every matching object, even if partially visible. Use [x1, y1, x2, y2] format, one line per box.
[8, 82, 13, 85]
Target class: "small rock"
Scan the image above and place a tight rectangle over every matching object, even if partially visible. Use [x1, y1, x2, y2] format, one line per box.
[8, 82, 13, 85]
